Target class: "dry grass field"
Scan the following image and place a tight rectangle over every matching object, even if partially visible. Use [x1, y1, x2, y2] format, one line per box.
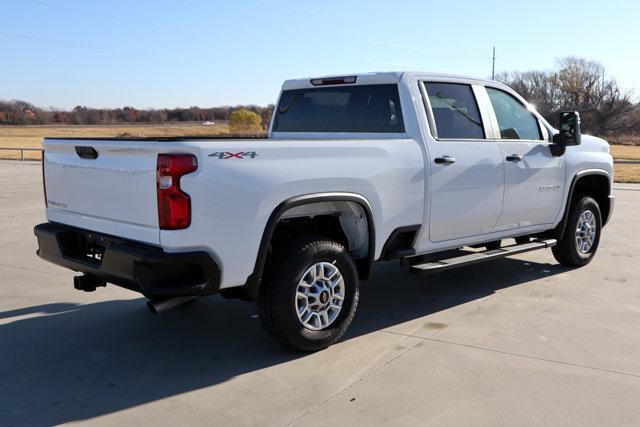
[613, 165, 639, 183]
[610, 144, 640, 183]
[610, 144, 640, 161]
[1, 125, 639, 182]
[0, 123, 231, 160]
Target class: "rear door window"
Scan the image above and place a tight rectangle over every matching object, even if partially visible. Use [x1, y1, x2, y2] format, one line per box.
[273, 84, 404, 133]
[424, 83, 485, 139]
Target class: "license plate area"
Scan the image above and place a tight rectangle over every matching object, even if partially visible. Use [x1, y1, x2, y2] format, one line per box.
[57, 229, 119, 267]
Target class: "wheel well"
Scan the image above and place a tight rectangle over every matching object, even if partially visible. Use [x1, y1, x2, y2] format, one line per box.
[267, 201, 371, 279]
[545, 172, 612, 242]
[270, 215, 348, 255]
[573, 174, 611, 224]
[227, 194, 375, 302]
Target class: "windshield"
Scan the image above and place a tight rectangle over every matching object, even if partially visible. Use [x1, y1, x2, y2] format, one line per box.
[273, 84, 405, 133]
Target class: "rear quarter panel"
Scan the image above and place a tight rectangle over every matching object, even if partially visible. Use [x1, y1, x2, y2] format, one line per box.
[157, 138, 424, 288]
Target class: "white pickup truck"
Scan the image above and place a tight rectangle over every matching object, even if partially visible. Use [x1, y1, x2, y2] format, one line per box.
[35, 72, 614, 351]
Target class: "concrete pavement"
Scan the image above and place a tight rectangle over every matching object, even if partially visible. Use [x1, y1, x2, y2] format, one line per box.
[1, 161, 640, 426]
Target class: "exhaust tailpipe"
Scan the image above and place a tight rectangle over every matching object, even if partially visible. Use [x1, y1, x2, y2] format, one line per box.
[147, 296, 197, 314]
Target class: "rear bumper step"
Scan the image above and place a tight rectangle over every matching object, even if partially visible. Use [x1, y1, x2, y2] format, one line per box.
[410, 239, 557, 273]
[34, 222, 220, 297]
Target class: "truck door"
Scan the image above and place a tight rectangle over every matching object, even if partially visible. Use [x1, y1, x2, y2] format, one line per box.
[482, 86, 565, 230]
[420, 82, 505, 243]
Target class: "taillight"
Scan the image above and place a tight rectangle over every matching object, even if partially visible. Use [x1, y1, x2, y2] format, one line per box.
[157, 154, 197, 230]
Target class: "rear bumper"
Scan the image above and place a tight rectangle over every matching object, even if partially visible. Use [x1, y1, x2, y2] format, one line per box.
[34, 222, 220, 297]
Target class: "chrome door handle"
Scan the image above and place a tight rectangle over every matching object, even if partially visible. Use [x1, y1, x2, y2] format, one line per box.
[434, 156, 456, 164]
[506, 154, 523, 162]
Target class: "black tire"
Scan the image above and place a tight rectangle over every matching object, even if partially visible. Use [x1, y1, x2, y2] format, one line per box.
[258, 237, 359, 352]
[552, 194, 602, 267]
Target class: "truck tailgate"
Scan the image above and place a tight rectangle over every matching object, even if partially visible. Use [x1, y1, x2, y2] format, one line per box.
[43, 139, 160, 245]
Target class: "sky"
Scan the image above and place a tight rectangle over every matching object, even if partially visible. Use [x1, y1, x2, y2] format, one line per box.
[1, 0, 638, 109]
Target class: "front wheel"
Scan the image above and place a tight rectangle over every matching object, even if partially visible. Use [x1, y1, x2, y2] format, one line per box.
[258, 237, 359, 352]
[552, 194, 602, 267]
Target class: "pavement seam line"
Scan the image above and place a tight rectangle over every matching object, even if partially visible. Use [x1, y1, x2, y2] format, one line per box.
[0, 263, 71, 278]
[382, 329, 640, 379]
[289, 338, 426, 425]
[292, 264, 539, 424]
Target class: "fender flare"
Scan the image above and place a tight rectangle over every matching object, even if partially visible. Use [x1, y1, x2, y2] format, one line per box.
[240, 192, 376, 301]
[554, 169, 611, 240]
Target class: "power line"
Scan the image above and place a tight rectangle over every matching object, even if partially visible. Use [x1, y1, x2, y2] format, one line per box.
[261, 0, 478, 58]
[22, 0, 187, 33]
[260, 0, 390, 31]
[0, 31, 186, 61]
[359, 39, 477, 57]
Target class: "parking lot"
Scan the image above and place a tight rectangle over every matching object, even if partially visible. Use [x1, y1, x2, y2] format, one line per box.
[2, 160, 640, 425]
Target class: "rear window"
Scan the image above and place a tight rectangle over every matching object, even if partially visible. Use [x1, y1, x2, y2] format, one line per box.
[273, 84, 405, 133]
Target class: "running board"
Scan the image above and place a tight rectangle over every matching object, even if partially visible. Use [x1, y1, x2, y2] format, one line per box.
[410, 239, 557, 273]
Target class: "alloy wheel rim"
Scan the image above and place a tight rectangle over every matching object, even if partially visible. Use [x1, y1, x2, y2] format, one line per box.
[295, 262, 345, 331]
[575, 209, 597, 254]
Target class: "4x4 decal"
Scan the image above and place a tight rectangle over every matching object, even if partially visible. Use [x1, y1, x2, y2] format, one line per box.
[209, 151, 258, 159]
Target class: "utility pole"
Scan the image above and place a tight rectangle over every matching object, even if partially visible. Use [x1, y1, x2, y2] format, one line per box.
[492, 46, 496, 80]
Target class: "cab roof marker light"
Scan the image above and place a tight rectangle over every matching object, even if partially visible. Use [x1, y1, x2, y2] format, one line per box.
[310, 76, 357, 86]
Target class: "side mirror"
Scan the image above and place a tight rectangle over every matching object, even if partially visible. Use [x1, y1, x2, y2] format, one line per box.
[552, 111, 581, 146]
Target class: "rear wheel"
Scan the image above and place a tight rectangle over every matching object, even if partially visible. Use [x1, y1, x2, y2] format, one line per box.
[258, 237, 359, 352]
[552, 194, 602, 267]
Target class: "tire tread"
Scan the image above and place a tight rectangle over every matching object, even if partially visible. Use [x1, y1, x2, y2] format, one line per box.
[552, 193, 601, 267]
[258, 237, 359, 352]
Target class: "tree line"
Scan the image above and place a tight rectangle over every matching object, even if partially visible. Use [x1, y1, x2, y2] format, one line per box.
[0, 100, 274, 128]
[2, 56, 639, 138]
[497, 56, 640, 137]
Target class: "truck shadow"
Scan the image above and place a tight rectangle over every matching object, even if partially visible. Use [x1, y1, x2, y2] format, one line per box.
[1, 257, 568, 425]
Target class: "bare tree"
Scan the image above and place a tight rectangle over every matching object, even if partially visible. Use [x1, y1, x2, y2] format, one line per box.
[498, 56, 640, 136]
